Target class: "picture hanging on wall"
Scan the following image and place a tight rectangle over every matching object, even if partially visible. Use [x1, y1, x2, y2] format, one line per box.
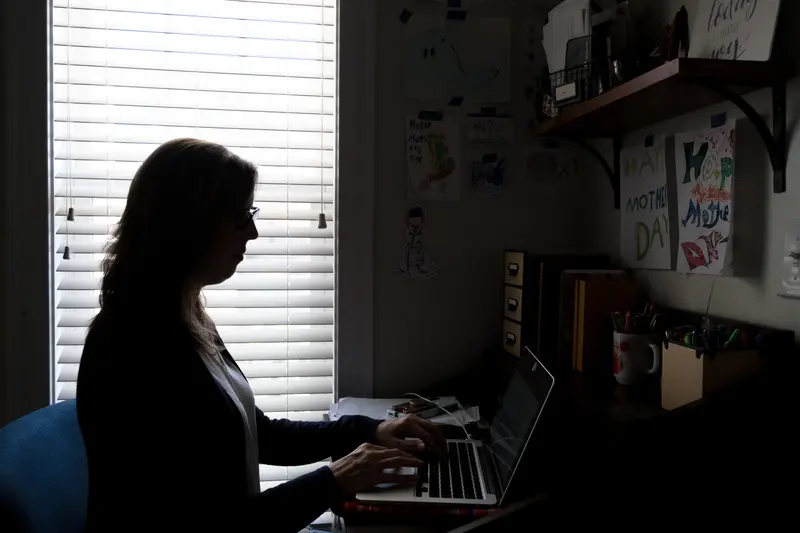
[470, 149, 508, 195]
[403, 15, 510, 103]
[619, 136, 672, 270]
[688, 0, 781, 61]
[406, 114, 462, 202]
[781, 218, 800, 298]
[674, 123, 736, 275]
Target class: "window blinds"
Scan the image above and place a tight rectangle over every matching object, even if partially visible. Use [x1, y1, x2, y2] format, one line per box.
[51, 0, 337, 458]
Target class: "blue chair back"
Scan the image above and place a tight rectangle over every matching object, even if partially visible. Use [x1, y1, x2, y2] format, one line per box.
[0, 400, 88, 533]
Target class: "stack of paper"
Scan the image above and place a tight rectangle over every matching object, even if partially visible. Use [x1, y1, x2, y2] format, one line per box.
[542, 0, 592, 73]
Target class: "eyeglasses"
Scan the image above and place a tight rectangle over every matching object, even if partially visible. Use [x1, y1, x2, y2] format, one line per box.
[234, 206, 260, 230]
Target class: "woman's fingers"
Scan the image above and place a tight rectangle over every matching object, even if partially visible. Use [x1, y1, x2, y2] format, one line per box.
[380, 454, 424, 468]
[404, 417, 447, 456]
[375, 446, 418, 460]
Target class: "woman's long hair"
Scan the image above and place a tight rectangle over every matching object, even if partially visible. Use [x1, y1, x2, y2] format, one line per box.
[92, 138, 257, 356]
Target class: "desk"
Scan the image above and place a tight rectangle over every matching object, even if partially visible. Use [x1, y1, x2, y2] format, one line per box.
[336, 350, 799, 530]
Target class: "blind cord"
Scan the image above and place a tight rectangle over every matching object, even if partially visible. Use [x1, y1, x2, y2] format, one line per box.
[317, 5, 327, 231]
[63, 0, 74, 260]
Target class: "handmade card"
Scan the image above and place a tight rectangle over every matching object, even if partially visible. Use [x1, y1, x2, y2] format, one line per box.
[674, 124, 735, 275]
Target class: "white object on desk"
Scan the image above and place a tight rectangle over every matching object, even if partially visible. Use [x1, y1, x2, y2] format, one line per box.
[329, 396, 477, 424]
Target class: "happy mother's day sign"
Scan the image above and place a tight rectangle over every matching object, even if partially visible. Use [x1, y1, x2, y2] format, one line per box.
[620, 137, 672, 270]
[689, 0, 781, 61]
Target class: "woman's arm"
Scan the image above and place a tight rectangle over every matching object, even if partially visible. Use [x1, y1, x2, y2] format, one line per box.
[256, 409, 382, 465]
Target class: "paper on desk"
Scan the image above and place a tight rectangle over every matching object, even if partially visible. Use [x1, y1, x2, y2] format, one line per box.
[430, 406, 480, 426]
[329, 396, 460, 421]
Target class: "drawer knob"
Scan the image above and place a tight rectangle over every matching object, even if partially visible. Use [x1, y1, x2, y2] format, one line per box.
[505, 332, 517, 346]
[507, 298, 518, 312]
[507, 263, 519, 276]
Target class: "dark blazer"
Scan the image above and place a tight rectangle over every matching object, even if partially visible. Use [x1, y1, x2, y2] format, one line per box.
[76, 313, 380, 533]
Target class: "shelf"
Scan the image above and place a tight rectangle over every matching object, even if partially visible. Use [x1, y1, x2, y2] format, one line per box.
[535, 58, 782, 137]
[534, 58, 788, 208]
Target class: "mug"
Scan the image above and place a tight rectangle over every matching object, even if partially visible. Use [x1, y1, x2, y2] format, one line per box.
[613, 332, 662, 386]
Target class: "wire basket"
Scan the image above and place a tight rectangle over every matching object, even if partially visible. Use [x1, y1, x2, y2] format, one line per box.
[548, 61, 605, 107]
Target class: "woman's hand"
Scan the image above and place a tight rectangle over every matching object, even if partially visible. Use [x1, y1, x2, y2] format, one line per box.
[375, 415, 447, 457]
[329, 443, 423, 494]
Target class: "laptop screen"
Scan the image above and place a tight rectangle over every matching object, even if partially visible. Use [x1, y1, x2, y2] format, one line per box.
[486, 349, 554, 496]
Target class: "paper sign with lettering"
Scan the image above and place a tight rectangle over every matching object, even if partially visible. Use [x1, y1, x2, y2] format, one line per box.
[620, 137, 671, 270]
[406, 115, 462, 202]
[674, 124, 736, 275]
[689, 0, 781, 61]
[465, 117, 514, 143]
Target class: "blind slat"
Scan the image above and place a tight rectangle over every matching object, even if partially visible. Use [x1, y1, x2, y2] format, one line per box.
[55, 220, 333, 239]
[58, 292, 333, 310]
[57, 362, 333, 385]
[53, 7, 335, 43]
[53, 66, 333, 99]
[56, 239, 333, 256]
[54, 158, 334, 182]
[57, 342, 334, 365]
[54, 142, 333, 167]
[55, 182, 334, 203]
[57, 308, 334, 326]
[53, 27, 335, 61]
[53, 46, 335, 79]
[53, 83, 334, 113]
[255, 393, 332, 414]
[57, 325, 333, 346]
[57, 272, 335, 291]
[54, 103, 335, 130]
[53, 0, 336, 25]
[54, 122, 335, 152]
[56, 257, 334, 274]
[57, 386, 334, 412]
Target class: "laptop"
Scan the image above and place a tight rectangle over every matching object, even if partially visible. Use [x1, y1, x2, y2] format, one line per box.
[356, 347, 555, 507]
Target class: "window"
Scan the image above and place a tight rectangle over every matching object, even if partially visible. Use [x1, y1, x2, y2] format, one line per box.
[51, 0, 336, 491]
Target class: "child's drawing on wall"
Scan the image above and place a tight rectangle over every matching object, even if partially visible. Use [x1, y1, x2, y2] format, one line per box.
[471, 152, 506, 195]
[396, 207, 438, 280]
[406, 115, 461, 202]
[782, 218, 800, 298]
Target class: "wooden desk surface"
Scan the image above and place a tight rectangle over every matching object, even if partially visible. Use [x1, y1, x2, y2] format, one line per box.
[338, 350, 798, 529]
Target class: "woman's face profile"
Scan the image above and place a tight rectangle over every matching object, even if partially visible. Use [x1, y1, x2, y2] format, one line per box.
[194, 192, 258, 287]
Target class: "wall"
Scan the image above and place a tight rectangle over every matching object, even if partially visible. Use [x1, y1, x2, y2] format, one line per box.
[1, 0, 52, 426]
[587, 0, 800, 337]
[1, 1, 7, 423]
[371, 0, 590, 395]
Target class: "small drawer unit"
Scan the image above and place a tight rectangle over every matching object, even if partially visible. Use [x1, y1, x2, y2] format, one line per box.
[502, 250, 538, 357]
[504, 285, 524, 322]
[504, 251, 536, 288]
[502, 319, 523, 358]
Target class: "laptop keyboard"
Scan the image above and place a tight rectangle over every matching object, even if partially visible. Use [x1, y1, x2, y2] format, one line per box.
[415, 441, 484, 500]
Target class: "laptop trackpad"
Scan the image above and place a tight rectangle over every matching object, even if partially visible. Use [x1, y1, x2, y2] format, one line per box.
[373, 466, 417, 489]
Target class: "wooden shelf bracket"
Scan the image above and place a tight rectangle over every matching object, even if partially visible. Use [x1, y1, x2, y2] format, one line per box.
[697, 81, 787, 194]
[572, 136, 622, 209]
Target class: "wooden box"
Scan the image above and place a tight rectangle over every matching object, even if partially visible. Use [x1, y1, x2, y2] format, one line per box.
[660, 343, 763, 411]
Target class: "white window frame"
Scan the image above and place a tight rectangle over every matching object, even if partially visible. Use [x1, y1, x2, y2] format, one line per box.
[0, 0, 376, 424]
